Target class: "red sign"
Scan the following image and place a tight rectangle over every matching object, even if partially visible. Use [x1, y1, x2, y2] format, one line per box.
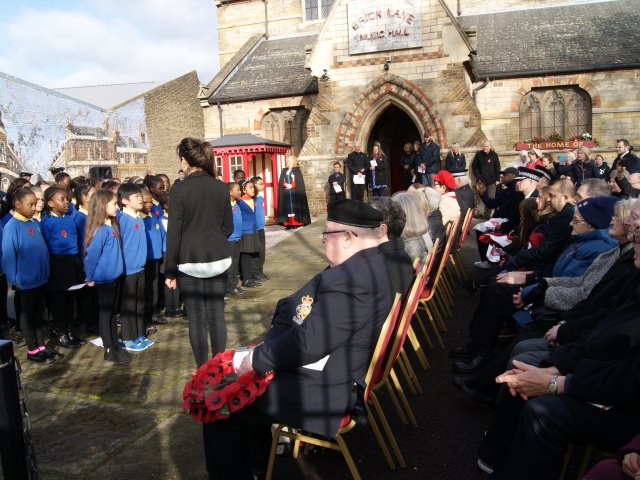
[515, 140, 596, 150]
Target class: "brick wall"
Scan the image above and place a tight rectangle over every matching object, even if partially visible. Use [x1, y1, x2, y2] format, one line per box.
[144, 71, 204, 180]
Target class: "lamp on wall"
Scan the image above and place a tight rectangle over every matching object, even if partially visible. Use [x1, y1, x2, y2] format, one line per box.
[384, 61, 390, 72]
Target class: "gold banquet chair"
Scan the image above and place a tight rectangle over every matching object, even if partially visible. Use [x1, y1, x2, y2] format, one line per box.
[265, 294, 403, 480]
[449, 208, 474, 282]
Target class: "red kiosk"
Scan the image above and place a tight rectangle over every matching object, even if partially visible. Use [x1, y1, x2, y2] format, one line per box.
[209, 134, 291, 222]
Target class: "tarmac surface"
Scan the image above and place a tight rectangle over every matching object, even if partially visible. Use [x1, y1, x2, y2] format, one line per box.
[10, 218, 498, 480]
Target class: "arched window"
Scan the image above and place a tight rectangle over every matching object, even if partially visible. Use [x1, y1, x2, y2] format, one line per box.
[262, 113, 281, 142]
[519, 87, 592, 140]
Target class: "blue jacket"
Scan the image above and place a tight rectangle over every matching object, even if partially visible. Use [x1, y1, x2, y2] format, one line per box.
[237, 198, 257, 235]
[255, 196, 266, 231]
[142, 213, 164, 261]
[41, 214, 79, 255]
[73, 209, 88, 254]
[84, 223, 124, 283]
[229, 201, 243, 242]
[117, 209, 147, 274]
[551, 228, 618, 278]
[2, 216, 49, 289]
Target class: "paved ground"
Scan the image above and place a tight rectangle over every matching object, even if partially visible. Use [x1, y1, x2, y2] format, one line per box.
[9, 218, 499, 480]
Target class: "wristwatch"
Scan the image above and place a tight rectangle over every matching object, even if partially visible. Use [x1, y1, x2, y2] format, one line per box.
[548, 375, 559, 395]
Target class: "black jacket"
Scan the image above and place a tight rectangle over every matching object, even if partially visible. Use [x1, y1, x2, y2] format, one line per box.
[379, 238, 415, 301]
[346, 151, 368, 183]
[418, 141, 441, 174]
[252, 247, 393, 437]
[612, 151, 640, 174]
[480, 180, 522, 229]
[444, 152, 466, 171]
[595, 162, 611, 180]
[368, 156, 388, 188]
[165, 171, 232, 278]
[471, 150, 501, 185]
[327, 172, 345, 199]
[455, 184, 475, 217]
[556, 160, 598, 187]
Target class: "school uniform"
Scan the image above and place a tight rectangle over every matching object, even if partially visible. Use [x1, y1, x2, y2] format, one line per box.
[2, 213, 50, 350]
[253, 195, 267, 279]
[237, 196, 260, 283]
[152, 199, 166, 312]
[117, 208, 147, 342]
[227, 200, 243, 293]
[1, 211, 14, 227]
[41, 212, 83, 339]
[142, 211, 164, 326]
[73, 207, 97, 332]
[84, 221, 124, 348]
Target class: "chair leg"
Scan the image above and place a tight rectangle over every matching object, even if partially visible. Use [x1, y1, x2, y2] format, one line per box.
[266, 424, 286, 480]
[399, 348, 423, 394]
[383, 376, 408, 425]
[407, 324, 431, 369]
[334, 433, 363, 480]
[410, 314, 434, 352]
[389, 369, 418, 428]
[292, 438, 301, 459]
[395, 354, 418, 396]
[421, 303, 445, 349]
[368, 392, 406, 468]
[365, 400, 397, 470]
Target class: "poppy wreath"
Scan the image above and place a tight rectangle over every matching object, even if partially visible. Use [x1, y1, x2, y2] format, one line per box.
[182, 349, 274, 423]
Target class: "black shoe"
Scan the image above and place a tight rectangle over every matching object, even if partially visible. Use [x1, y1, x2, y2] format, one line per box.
[67, 332, 86, 346]
[27, 350, 55, 364]
[461, 279, 478, 295]
[242, 280, 261, 288]
[57, 334, 82, 349]
[104, 345, 133, 364]
[452, 377, 495, 407]
[452, 354, 492, 374]
[43, 349, 64, 361]
[254, 273, 270, 281]
[145, 325, 157, 336]
[227, 287, 246, 296]
[163, 309, 185, 318]
[151, 315, 168, 325]
[450, 343, 480, 359]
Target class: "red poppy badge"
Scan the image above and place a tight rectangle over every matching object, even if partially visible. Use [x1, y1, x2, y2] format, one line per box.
[61, 230, 68, 238]
[27, 228, 34, 236]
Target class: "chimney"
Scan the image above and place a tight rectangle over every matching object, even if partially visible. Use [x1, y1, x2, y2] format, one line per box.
[140, 131, 146, 144]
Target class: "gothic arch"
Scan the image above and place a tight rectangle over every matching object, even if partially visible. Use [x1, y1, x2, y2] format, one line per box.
[510, 75, 601, 113]
[335, 75, 447, 155]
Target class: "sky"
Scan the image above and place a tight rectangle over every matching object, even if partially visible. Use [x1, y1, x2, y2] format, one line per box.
[0, 0, 219, 88]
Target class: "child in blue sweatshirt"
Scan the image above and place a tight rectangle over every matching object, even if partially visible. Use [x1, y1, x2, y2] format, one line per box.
[2, 189, 59, 364]
[250, 176, 269, 281]
[237, 180, 261, 288]
[116, 183, 152, 352]
[84, 190, 131, 364]
[41, 186, 85, 349]
[141, 188, 166, 332]
[226, 182, 244, 296]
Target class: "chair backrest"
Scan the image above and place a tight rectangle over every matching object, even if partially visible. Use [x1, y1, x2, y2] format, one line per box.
[373, 261, 429, 388]
[458, 208, 473, 249]
[424, 216, 460, 293]
[421, 237, 440, 281]
[362, 293, 402, 402]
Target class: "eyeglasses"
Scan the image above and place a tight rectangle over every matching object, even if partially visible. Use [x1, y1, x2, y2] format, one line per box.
[633, 227, 640, 244]
[570, 216, 587, 224]
[321, 230, 358, 238]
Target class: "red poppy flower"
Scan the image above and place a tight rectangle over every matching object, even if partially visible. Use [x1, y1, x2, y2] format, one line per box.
[61, 230, 68, 238]
[154, 210, 160, 216]
[27, 228, 34, 236]
[111, 230, 117, 237]
[134, 223, 139, 231]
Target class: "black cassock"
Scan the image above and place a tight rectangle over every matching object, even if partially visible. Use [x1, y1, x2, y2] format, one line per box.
[276, 167, 311, 226]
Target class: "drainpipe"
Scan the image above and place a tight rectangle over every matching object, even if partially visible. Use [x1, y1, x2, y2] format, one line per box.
[217, 101, 224, 136]
[264, 0, 269, 38]
[472, 78, 489, 103]
[457, 0, 461, 15]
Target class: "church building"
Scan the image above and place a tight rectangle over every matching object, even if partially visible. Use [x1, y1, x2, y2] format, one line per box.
[201, 0, 640, 216]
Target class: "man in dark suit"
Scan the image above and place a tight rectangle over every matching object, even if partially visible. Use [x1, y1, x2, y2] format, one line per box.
[416, 131, 440, 186]
[612, 138, 640, 174]
[346, 142, 368, 201]
[203, 199, 394, 479]
[328, 161, 346, 203]
[370, 196, 415, 301]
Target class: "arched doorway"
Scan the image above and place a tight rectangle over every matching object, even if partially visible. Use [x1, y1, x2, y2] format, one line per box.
[367, 105, 421, 193]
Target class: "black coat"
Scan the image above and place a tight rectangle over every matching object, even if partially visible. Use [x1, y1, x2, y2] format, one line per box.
[367, 156, 388, 189]
[444, 152, 466, 171]
[595, 162, 611, 180]
[556, 160, 598, 187]
[480, 180, 523, 231]
[277, 167, 311, 225]
[418, 141, 441, 174]
[251, 247, 393, 437]
[327, 172, 345, 200]
[612, 151, 640, 174]
[455, 184, 474, 217]
[379, 238, 415, 301]
[165, 171, 232, 278]
[346, 151, 368, 184]
[471, 150, 501, 185]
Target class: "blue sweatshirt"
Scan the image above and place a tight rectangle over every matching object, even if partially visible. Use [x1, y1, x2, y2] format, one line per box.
[142, 213, 163, 261]
[73, 208, 88, 254]
[67, 201, 78, 219]
[255, 195, 266, 230]
[237, 198, 257, 235]
[161, 210, 168, 253]
[229, 201, 243, 241]
[1, 212, 14, 227]
[117, 209, 147, 274]
[2, 215, 49, 289]
[41, 213, 79, 255]
[83, 223, 124, 283]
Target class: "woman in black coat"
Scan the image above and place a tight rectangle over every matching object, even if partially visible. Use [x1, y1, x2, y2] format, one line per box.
[165, 138, 233, 367]
[369, 143, 388, 197]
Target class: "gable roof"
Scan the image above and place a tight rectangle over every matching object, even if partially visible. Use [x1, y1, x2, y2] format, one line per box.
[208, 34, 318, 104]
[54, 81, 161, 110]
[459, 0, 640, 79]
[208, 133, 290, 148]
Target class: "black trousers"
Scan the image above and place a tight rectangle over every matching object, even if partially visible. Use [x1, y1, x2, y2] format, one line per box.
[202, 405, 274, 480]
[480, 389, 640, 480]
[0, 274, 7, 326]
[240, 252, 258, 282]
[49, 291, 76, 334]
[121, 271, 145, 341]
[468, 280, 521, 355]
[96, 280, 121, 348]
[227, 240, 241, 292]
[144, 259, 160, 326]
[329, 192, 345, 203]
[19, 286, 45, 350]
[177, 272, 227, 367]
[252, 229, 266, 277]
[77, 284, 98, 332]
[350, 183, 365, 202]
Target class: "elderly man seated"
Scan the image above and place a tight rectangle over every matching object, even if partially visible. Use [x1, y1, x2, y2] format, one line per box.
[202, 199, 393, 479]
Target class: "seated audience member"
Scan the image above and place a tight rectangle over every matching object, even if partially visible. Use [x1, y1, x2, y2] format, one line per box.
[391, 191, 430, 265]
[534, 165, 552, 191]
[594, 154, 611, 180]
[475, 200, 640, 479]
[584, 432, 640, 480]
[370, 197, 415, 300]
[630, 172, 640, 198]
[513, 150, 529, 168]
[418, 187, 446, 252]
[539, 154, 557, 179]
[451, 169, 474, 220]
[523, 148, 543, 169]
[432, 170, 461, 226]
[575, 178, 611, 202]
[557, 146, 598, 188]
[202, 199, 393, 479]
[407, 182, 426, 192]
[609, 163, 633, 199]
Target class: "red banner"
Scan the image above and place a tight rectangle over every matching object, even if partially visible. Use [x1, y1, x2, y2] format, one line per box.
[515, 140, 596, 150]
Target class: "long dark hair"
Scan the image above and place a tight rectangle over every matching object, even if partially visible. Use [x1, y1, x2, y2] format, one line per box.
[0, 178, 30, 218]
[85, 190, 119, 251]
[176, 138, 215, 178]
